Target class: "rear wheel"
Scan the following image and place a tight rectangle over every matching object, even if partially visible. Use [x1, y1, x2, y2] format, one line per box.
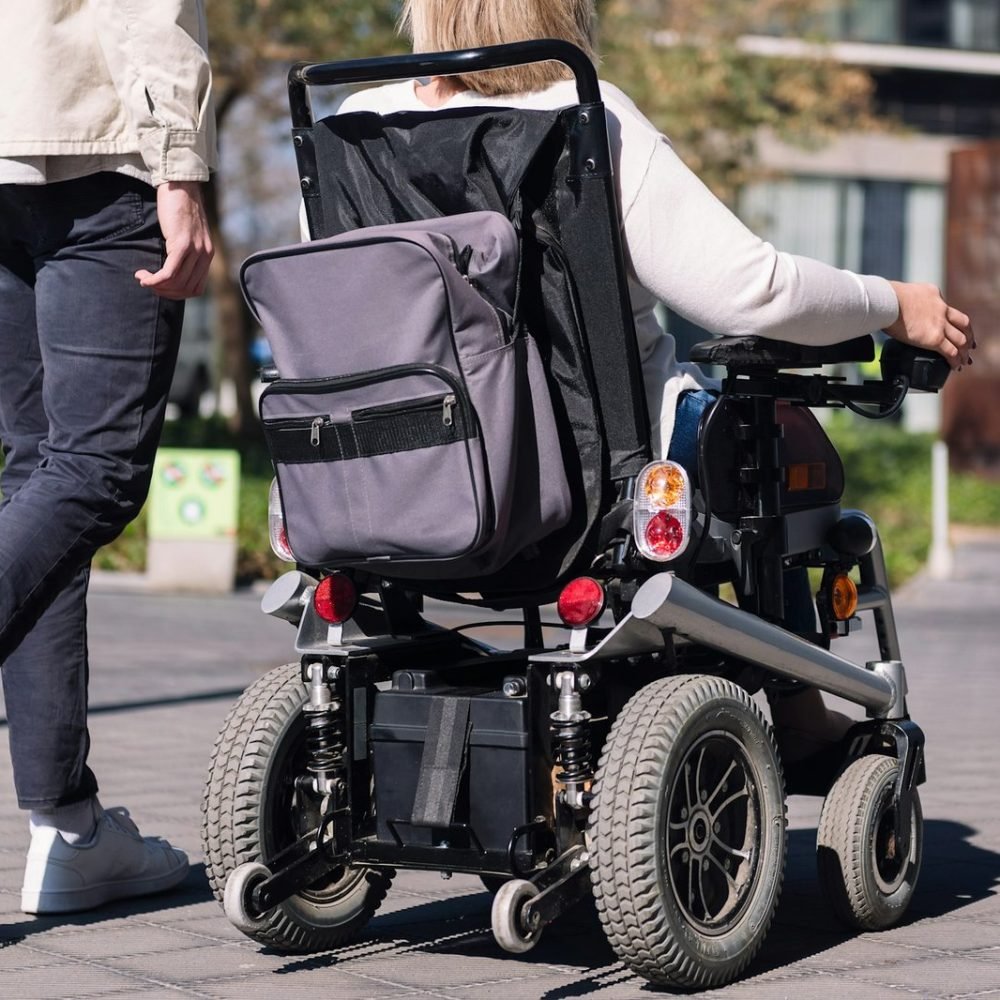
[202, 663, 392, 951]
[817, 754, 922, 930]
[589, 674, 786, 988]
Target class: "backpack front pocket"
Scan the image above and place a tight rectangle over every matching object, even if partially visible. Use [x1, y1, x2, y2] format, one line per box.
[261, 365, 491, 569]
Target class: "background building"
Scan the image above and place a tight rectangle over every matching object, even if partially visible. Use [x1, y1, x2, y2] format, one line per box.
[670, 0, 1000, 431]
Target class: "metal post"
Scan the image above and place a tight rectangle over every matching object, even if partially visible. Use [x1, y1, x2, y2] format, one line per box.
[927, 440, 953, 579]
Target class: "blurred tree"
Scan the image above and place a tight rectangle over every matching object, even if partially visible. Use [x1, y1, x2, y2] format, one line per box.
[205, 1, 404, 435]
[597, 0, 882, 204]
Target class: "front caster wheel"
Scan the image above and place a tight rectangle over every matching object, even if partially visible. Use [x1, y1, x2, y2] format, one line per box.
[223, 862, 272, 934]
[202, 663, 393, 952]
[491, 879, 542, 953]
[590, 675, 786, 989]
[817, 754, 922, 930]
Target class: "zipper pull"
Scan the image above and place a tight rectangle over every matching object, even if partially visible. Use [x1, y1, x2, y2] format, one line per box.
[442, 394, 456, 427]
[310, 417, 324, 447]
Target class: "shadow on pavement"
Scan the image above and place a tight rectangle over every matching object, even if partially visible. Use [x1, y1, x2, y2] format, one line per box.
[0, 863, 214, 945]
[0, 688, 249, 726]
[909, 819, 1000, 918]
[268, 819, 1000, 994]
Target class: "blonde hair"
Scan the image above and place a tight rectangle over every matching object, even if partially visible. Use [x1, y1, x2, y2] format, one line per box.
[400, 0, 598, 97]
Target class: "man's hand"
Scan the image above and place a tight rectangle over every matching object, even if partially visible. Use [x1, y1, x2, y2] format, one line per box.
[135, 181, 214, 299]
[886, 280, 975, 370]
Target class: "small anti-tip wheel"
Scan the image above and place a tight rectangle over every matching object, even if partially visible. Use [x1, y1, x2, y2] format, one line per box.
[491, 878, 542, 954]
[224, 862, 272, 935]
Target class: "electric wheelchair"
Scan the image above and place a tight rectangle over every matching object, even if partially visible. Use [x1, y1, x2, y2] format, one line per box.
[201, 40, 947, 988]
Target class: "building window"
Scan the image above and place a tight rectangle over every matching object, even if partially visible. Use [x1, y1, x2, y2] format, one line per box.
[739, 177, 944, 284]
[831, 0, 1000, 51]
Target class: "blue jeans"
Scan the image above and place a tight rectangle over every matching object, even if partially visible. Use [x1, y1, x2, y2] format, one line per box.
[0, 173, 183, 807]
[669, 389, 816, 635]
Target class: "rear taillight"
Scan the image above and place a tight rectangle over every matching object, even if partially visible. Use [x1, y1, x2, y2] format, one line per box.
[634, 461, 692, 562]
[557, 577, 605, 627]
[268, 478, 294, 562]
[313, 573, 358, 624]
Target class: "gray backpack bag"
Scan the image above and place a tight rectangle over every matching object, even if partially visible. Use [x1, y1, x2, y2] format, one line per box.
[243, 210, 572, 580]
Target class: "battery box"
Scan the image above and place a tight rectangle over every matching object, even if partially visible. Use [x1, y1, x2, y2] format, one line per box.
[370, 670, 532, 854]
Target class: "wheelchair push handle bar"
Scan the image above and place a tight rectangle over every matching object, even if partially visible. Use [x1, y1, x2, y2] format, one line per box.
[288, 39, 601, 127]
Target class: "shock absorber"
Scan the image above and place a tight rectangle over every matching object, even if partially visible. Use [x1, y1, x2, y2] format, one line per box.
[302, 661, 347, 797]
[550, 670, 593, 810]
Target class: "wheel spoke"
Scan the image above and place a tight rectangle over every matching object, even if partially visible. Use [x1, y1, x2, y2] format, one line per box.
[696, 862, 709, 920]
[705, 759, 738, 809]
[712, 834, 751, 862]
[687, 857, 697, 914]
[684, 759, 696, 813]
[694, 744, 708, 805]
[669, 840, 690, 859]
[705, 853, 741, 918]
[711, 786, 749, 821]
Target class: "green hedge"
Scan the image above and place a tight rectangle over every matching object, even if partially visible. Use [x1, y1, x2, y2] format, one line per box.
[828, 417, 1000, 585]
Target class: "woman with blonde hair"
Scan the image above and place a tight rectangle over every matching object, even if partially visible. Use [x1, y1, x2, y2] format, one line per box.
[338, 0, 973, 759]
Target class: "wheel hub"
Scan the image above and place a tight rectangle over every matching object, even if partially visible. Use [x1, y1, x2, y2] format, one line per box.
[666, 731, 762, 934]
[873, 793, 907, 892]
[688, 810, 712, 853]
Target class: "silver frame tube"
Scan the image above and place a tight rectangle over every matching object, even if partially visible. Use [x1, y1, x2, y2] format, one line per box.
[631, 573, 894, 712]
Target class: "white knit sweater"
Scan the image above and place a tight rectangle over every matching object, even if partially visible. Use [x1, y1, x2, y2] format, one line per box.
[338, 78, 900, 456]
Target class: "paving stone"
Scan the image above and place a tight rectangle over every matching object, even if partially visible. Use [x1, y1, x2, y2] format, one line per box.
[848, 955, 1000, 995]
[0, 961, 148, 998]
[34, 923, 219, 961]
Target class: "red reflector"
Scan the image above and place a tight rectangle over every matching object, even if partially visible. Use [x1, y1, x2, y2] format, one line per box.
[645, 511, 684, 558]
[557, 577, 605, 627]
[313, 574, 358, 624]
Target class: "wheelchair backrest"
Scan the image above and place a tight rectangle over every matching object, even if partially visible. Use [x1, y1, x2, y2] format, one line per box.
[287, 43, 652, 601]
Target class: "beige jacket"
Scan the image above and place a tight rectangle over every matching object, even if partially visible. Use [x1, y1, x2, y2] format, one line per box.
[0, 1, 216, 185]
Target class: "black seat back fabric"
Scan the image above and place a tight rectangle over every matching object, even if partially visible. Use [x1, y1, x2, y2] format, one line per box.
[308, 106, 650, 597]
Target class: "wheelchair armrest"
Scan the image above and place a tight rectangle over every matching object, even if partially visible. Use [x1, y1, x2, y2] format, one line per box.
[879, 340, 950, 392]
[689, 335, 875, 371]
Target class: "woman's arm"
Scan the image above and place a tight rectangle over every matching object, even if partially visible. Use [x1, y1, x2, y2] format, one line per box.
[624, 138, 895, 345]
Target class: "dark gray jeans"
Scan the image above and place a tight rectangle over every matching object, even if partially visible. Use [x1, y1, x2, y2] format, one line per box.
[0, 173, 183, 808]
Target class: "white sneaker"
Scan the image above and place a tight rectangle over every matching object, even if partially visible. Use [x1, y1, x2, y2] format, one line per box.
[21, 806, 188, 914]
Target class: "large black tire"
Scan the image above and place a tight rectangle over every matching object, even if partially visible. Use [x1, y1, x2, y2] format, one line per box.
[589, 674, 786, 989]
[817, 754, 922, 931]
[202, 663, 392, 951]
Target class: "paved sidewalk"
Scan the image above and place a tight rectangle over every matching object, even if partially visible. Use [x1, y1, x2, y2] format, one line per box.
[1, 536, 999, 999]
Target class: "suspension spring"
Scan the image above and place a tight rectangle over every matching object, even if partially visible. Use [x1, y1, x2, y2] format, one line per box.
[550, 670, 593, 809]
[302, 663, 347, 794]
[551, 715, 592, 786]
[303, 701, 346, 776]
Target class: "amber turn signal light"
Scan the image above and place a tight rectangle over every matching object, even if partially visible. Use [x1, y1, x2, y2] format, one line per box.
[829, 573, 858, 621]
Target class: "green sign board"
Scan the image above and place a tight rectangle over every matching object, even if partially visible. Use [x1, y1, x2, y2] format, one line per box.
[149, 448, 240, 540]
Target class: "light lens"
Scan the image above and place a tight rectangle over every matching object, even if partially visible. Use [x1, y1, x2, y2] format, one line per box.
[788, 462, 827, 492]
[645, 511, 685, 558]
[557, 577, 605, 627]
[830, 573, 858, 621]
[313, 573, 358, 624]
[642, 463, 686, 507]
[633, 461, 691, 562]
[268, 478, 295, 562]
